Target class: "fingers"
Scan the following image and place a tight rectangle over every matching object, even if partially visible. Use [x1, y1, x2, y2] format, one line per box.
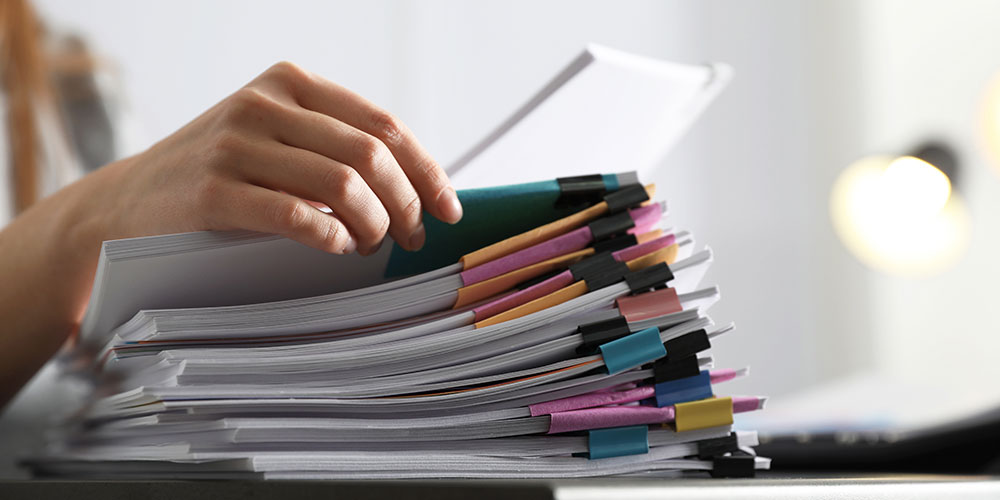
[264, 62, 463, 225]
[211, 62, 464, 256]
[231, 141, 393, 256]
[270, 105, 428, 251]
[201, 180, 356, 255]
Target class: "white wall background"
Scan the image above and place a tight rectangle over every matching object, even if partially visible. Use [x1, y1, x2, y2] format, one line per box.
[4, 0, 999, 476]
[860, 1, 1000, 388]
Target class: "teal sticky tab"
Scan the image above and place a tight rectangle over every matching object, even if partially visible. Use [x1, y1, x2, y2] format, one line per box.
[384, 180, 568, 278]
[602, 173, 619, 191]
[588, 425, 649, 459]
[384, 175, 635, 278]
[599, 326, 666, 374]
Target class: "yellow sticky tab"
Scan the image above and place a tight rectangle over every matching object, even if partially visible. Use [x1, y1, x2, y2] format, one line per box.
[674, 397, 733, 432]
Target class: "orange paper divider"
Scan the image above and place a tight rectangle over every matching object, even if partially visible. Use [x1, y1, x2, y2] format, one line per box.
[454, 249, 593, 309]
[625, 244, 679, 272]
[459, 184, 656, 270]
[636, 229, 663, 244]
[474, 281, 588, 329]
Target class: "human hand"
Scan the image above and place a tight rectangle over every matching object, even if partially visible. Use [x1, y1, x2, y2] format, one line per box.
[92, 61, 462, 255]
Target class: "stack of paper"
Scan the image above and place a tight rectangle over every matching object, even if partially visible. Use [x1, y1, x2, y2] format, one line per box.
[24, 46, 768, 479]
[26, 176, 767, 479]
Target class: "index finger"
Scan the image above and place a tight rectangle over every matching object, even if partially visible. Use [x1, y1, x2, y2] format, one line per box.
[270, 63, 463, 225]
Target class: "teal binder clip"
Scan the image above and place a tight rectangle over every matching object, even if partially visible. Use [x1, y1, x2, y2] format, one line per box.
[599, 326, 666, 374]
[588, 425, 649, 459]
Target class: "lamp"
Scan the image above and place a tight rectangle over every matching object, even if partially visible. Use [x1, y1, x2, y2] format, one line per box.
[830, 142, 970, 276]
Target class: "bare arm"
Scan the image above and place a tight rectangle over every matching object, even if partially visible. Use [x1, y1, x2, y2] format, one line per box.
[0, 62, 463, 407]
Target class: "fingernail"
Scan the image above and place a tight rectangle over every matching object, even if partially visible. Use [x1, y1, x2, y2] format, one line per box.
[436, 186, 463, 224]
[408, 224, 426, 251]
[341, 235, 357, 254]
[359, 238, 383, 256]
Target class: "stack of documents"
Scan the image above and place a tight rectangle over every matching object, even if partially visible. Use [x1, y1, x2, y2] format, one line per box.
[26, 174, 768, 479]
[25, 45, 766, 479]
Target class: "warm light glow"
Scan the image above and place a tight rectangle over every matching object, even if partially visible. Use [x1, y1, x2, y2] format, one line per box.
[830, 155, 969, 276]
[981, 72, 1000, 174]
[879, 156, 951, 217]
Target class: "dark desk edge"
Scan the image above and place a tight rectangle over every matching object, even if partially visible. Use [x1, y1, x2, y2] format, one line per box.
[3, 474, 1000, 500]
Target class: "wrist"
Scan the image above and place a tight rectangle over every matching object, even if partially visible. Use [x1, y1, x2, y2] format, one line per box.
[56, 162, 125, 252]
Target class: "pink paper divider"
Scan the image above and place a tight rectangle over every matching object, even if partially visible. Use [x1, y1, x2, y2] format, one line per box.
[616, 287, 682, 323]
[532, 369, 738, 417]
[460, 226, 594, 286]
[546, 396, 765, 434]
[613, 233, 676, 262]
[733, 396, 764, 413]
[710, 368, 738, 384]
[473, 270, 574, 322]
[547, 405, 675, 434]
[626, 203, 664, 235]
[474, 231, 679, 321]
[461, 203, 664, 287]
[530, 385, 655, 416]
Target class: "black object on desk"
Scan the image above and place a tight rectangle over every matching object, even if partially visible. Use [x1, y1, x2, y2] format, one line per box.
[756, 407, 1000, 473]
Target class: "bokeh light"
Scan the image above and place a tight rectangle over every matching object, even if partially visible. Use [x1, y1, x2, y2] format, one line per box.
[830, 155, 970, 276]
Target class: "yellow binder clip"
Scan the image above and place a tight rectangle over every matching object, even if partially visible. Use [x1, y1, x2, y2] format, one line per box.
[674, 396, 733, 432]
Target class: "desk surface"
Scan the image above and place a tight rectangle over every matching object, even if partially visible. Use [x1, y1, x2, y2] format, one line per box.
[3, 474, 1000, 500]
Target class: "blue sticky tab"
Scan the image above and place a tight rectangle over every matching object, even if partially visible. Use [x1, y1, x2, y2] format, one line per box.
[588, 425, 649, 459]
[599, 327, 666, 374]
[654, 370, 713, 408]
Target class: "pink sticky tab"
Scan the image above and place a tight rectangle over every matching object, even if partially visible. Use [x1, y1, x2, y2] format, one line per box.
[626, 204, 663, 235]
[547, 406, 675, 434]
[710, 369, 738, 385]
[733, 396, 763, 413]
[613, 234, 676, 263]
[616, 287, 682, 323]
[529, 386, 655, 416]
[460, 226, 593, 286]
[474, 270, 573, 322]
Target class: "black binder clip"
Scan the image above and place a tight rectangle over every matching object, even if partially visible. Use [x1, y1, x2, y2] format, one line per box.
[664, 329, 711, 361]
[624, 262, 674, 295]
[651, 355, 701, 384]
[591, 233, 638, 254]
[568, 253, 629, 291]
[575, 316, 631, 355]
[587, 211, 636, 241]
[604, 184, 649, 213]
[555, 175, 608, 208]
[697, 433, 740, 460]
[710, 452, 756, 478]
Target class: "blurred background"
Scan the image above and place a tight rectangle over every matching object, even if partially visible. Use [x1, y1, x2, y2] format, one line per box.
[5, 0, 1000, 472]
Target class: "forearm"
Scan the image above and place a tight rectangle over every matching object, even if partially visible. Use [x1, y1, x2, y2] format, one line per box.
[0, 62, 462, 409]
[0, 159, 123, 407]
